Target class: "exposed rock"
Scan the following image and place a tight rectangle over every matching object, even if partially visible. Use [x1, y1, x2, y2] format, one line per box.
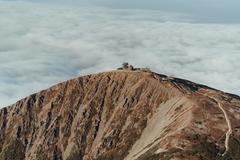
[0, 70, 240, 160]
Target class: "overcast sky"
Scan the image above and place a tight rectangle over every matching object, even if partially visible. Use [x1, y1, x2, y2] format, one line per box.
[29, 0, 240, 23]
[0, 0, 240, 107]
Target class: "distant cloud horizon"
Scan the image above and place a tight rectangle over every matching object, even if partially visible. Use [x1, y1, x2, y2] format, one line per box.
[0, 1, 240, 107]
[22, 0, 240, 23]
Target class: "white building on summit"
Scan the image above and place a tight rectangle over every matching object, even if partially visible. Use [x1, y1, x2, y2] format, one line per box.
[118, 63, 152, 73]
[118, 62, 134, 70]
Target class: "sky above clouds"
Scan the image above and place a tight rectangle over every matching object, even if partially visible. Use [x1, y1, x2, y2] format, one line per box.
[0, 0, 240, 107]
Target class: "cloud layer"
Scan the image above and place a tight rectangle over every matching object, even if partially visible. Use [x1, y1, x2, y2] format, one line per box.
[1, 1, 240, 107]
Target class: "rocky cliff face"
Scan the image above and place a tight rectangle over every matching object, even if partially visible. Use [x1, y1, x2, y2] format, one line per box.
[0, 70, 240, 160]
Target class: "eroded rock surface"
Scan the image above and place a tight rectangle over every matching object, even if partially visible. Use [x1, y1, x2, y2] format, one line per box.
[0, 70, 240, 160]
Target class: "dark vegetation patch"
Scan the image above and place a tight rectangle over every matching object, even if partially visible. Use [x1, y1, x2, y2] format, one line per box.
[154, 72, 240, 100]
[134, 134, 240, 160]
[0, 139, 25, 160]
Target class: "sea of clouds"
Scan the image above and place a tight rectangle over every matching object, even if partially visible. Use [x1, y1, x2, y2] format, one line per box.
[1, 1, 240, 107]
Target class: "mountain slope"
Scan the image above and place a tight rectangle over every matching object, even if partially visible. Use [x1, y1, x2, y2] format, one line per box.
[0, 70, 240, 160]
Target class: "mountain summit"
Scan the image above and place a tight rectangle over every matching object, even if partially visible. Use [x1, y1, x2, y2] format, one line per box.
[0, 69, 239, 160]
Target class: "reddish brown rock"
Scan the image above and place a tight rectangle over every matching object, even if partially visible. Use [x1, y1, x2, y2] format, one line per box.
[0, 70, 239, 160]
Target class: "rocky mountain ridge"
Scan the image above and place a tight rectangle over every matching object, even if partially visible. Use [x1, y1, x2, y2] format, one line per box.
[0, 69, 240, 160]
